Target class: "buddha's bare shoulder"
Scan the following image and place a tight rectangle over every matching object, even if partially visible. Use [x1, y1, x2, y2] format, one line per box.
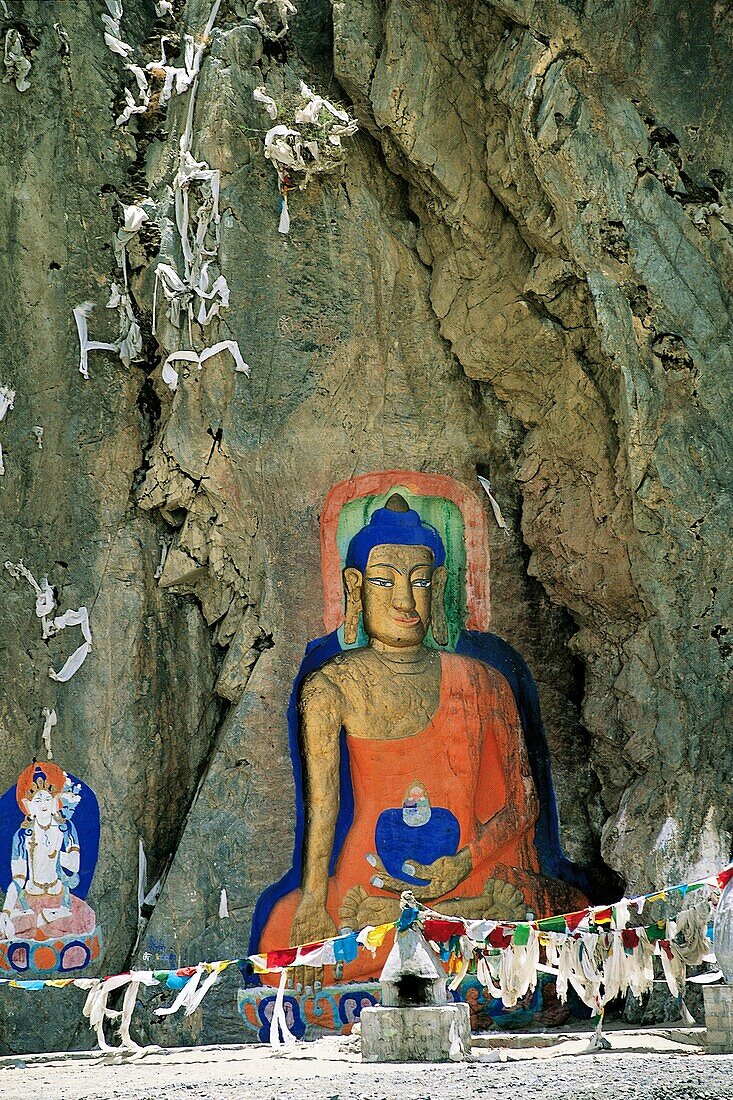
[300, 649, 377, 696]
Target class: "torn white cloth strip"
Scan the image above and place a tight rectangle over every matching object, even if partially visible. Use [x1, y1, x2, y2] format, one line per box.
[138, 838, 147, 917]
[270, 967, 297, 1052]
[448, 1015, 467, 1062]
[153, 964, 229, 1019]
[119, 979, 146, 1052]
[162, 341, 250, 392]
[264, 124, 302, 169]
[102, 3, 133, 58]
[49, 640, 91, 683]
[103, 30, 134, 58]
[295, 81, 350, 125]
[161, 359, 180, 392]
[203, 0, 223, 37]
[155, 967, 204, 1017]
[120, 202, 149, 237]
[73, 302, 119, 380]
[38, 582, 57, 637]
[3, 29, 32, 92]
[116, 66, 150, 126]
[149, 33, 197, 107]
[278, 192, 290, 235]
[0, 384, 15, 421]
[611, 899, 631, 931]
[477, 474, 507, 530]
[3, 561, 56, 637]
[253, 86, 278, 120]
[33, 426, 43, 449]
[476, 956, 502, 999]
[106, 284, 142, 368]
[219, 889, 229, 919]
[155, 0, 174, 15]
[83, 973, 135, 1054]
[201, 340, 249, 373]
[183, 964, 225, 1015]
[0, 382, 13, 473]
[41, 707, 57, 759]
[83, 971, 158, 1054]
[195, 272, 229, 326]
[4, 559, 42, 592]
[48, 606, 92, 683]
[154, 262, 192, 332]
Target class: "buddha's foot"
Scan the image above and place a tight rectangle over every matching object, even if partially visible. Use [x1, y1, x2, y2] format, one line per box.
[438, 878, 527, 921]
[338, 886, 401, 930]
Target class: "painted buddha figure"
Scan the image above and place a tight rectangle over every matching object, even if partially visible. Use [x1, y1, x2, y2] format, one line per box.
[254, 489, 588, 982]
[0, 762, 96, 942]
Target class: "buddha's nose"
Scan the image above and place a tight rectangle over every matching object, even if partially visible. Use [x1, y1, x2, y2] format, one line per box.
[393, 582, 416, 612]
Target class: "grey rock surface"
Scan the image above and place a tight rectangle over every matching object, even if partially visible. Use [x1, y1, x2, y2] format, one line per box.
[0, 0, 730, 1053]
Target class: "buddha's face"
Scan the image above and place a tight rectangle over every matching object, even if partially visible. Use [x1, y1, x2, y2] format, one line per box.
[359, 543, 435, 648]
[23, 789, 57, 826]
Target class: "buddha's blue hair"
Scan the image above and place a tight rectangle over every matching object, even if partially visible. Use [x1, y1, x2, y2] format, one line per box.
[345, 504, 445, 571]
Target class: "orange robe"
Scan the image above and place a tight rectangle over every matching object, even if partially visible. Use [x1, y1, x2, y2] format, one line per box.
[260, 653, 540, 981]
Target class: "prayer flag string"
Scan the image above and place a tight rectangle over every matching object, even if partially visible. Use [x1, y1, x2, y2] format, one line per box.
[1, 863, 730, 1056]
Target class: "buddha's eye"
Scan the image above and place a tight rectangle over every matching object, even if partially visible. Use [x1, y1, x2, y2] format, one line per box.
[412, 578, 432, 588]
[368, 577, 393, 587]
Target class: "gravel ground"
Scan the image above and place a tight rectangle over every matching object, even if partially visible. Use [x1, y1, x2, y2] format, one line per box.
[0, 1038, 730, 1100]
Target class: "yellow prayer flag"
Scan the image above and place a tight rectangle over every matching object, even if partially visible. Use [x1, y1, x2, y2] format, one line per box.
[365, 923, 393, 949]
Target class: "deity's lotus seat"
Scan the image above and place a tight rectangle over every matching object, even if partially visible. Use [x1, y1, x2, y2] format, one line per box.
[0, 926, 102, 975]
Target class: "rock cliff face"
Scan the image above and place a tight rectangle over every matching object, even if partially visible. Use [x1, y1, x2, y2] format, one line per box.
[0, 0, 730, 1051]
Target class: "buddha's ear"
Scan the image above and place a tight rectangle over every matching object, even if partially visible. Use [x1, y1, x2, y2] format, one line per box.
[431, 565, 449, 647]
[343, 567, 363, 645]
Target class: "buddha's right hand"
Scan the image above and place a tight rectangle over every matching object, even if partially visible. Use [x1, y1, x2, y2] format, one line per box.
[289, 892, 338, 993]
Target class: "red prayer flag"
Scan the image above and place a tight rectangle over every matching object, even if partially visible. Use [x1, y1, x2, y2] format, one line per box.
[565, 909, 589, 932]
[488, 926, 513, 949]
[424, 918, 466, 942]
[267, 948, 298, 969]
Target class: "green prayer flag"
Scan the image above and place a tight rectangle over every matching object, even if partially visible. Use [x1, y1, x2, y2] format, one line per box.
[512, 923, 531, 945]
[537, 915, 566, 933]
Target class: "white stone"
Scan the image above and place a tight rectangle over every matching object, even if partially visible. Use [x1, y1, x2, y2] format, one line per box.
[360, 1003, 471, 1063]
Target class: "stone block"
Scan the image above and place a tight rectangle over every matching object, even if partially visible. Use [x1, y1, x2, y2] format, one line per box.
[703, 985, 733, 1053]
[360, 1003, 471, 1063]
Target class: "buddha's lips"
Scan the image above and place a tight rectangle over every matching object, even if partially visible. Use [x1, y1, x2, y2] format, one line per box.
[393, 615, 420, 625]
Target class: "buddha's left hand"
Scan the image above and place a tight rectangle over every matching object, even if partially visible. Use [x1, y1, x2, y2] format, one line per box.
[368, 848, 472, 899]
